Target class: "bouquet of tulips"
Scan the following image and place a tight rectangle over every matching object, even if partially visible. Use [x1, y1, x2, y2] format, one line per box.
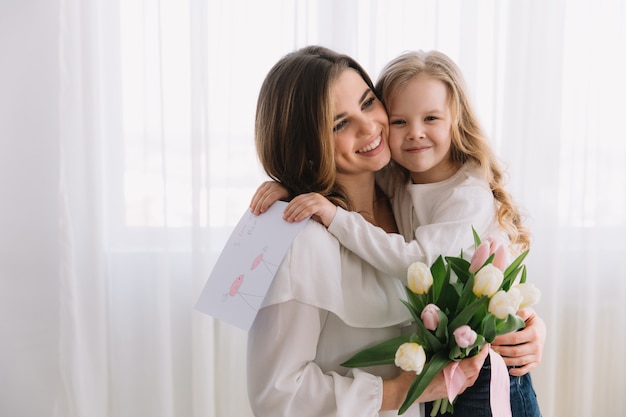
[341, 228, 541, 415]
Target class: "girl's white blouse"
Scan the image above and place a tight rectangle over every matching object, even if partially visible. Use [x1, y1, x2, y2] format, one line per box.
[327, 162, 508, 281]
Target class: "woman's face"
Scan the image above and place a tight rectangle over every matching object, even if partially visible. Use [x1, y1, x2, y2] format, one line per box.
[331, 69, 390, 178]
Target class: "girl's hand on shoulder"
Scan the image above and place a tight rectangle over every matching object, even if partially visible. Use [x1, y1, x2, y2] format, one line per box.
[283, 193, 337, 227]
[250, 181, 289, 215]
[491, 307, 546, 376]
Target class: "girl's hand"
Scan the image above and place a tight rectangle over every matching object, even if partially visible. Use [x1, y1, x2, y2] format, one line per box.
[283, 193, 337, 227]
[491, 307, 546, 376]
[250, 181, 289, 215]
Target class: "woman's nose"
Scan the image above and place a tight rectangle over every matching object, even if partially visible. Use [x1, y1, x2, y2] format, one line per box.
[357, 114, 377, 136]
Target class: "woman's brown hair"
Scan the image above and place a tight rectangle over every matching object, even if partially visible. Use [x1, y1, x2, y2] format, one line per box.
[255, 45, 378, 210]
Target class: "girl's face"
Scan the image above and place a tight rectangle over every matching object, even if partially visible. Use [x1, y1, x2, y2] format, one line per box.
[331, 69, 390, 179]
[388, 73, 457, 184]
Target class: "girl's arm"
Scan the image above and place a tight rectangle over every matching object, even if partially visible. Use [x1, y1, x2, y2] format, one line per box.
[250, 180, 497, 281]
[326, 183, 497, 281]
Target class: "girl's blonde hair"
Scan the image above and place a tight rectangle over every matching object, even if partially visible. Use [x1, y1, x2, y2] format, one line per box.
[376, 50, 530, 253]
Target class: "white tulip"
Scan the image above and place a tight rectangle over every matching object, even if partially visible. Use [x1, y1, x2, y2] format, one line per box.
[513, 283, 541, 308]
[488, 288, 522, 319]
[473, 264, 504, 297]
[407, 262, 433, 295]
[394, 342, 426, 374]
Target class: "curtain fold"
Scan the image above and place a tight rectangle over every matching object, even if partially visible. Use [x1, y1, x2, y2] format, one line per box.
[49, 1, 626, 417]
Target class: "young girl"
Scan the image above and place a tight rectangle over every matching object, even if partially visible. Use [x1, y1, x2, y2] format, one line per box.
[251, 50, 542, 417]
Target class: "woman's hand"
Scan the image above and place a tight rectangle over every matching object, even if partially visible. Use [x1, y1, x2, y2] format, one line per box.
[381, 344, 489, 410]
[491, 308, 546, 376]
[249, 181, 289, 215]
[283, 193, 337, 227]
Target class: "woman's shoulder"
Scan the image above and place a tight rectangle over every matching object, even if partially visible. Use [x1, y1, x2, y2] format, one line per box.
[261, 221, 341, 304]
[292, 220, 341, 252]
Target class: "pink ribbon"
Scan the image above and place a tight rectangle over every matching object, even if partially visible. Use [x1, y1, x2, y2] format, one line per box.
[488, 348, 512, 417]
[443, 361, 466, 403]
[442, 348, 512, 417]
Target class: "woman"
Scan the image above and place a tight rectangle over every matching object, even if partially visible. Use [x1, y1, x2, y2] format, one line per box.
[247, 45, 489, 417]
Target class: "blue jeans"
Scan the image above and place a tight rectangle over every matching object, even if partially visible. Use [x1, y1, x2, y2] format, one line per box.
[425, 355, 542, 417]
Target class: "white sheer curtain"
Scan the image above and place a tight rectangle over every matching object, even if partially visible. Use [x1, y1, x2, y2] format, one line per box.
[1, 1, 625, 417]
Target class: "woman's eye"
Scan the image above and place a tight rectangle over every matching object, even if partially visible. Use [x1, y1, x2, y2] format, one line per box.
[333, 120, 347, 133]
[362, 96, 376, 109]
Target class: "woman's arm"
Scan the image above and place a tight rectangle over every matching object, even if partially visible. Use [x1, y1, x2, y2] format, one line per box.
[248, 301, 383, 416]
[248, 300, 489, 416]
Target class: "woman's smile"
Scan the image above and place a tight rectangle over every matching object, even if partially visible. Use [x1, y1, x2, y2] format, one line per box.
[356, 135, 383, 154]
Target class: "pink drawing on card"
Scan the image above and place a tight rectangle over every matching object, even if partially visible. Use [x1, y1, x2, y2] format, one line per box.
[224, 273, 263, 311]
[250, 246, 278, 274]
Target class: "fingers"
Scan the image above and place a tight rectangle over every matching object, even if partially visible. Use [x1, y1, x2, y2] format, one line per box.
[491, 309, 546, 375]
[462, 344, 489, 381]
[249, 181, 289, 215]
[283, 194, 318, 222]
[283, 194, 337, 226]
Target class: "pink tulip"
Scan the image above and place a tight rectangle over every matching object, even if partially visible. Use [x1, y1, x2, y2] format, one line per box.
[421, 304, 441, 331]
[492, 244, 508, 271]
[469, 241, 490, 273]
[453, 325, 477, 348]
[485, 237, 498, 255]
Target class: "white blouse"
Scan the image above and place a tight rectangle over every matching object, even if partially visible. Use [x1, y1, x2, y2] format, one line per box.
[247, 221, 421, 417]
[327, 162, 507, 281]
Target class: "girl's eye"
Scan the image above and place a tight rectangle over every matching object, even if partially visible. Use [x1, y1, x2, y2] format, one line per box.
[390, 119, 406, 126]
[425, 116, 437, 121]
[333, 120, 347, 133]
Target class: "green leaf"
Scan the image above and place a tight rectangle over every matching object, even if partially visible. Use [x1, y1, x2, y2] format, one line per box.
[448, 297, 487, 331]
[435, 310, 449, 343]
[495, 314, 526, 336]
[505, 249, 529, 274]
[468, 303, 487, 330]
[519, 264, 527, 284]
[501, 250, 528, 290]
[438, 281, 460, 313]
[446, 257, 471, 284]
[399, 352, 452, 414]
[400, 299, 422, 326]
[431, 256, 447, 303]
[481, 314, 497, 342]
[405, 286, 426, 312]
[340, 334, 412, 368]
[472, 226, 482, 248]
[456, 274, 477, 311]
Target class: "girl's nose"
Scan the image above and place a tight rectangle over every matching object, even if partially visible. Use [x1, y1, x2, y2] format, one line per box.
[407, 122, 424, 140]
